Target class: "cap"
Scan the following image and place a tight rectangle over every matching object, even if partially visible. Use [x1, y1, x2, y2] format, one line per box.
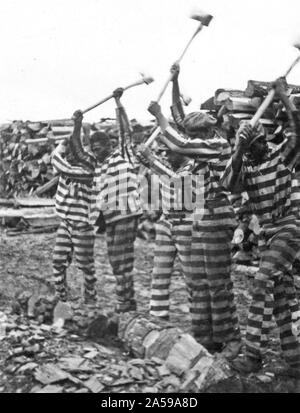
[183, 111, 217, 136]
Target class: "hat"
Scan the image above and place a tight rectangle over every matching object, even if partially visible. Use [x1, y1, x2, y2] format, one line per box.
[183, 111, 217, 135]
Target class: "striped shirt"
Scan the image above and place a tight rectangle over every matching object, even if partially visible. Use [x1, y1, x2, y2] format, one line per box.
[159, 122, 237, 227]
[91, 106, 142, 224]
[52, 142, 95, 225]
[144, 154, 198, 215]
[221, 140, 300, 229]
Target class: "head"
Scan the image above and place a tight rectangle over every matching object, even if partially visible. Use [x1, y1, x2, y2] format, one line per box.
[246, 122, 268, 162]
[90, 131, 112, 162]
[183, 111, 217, 139]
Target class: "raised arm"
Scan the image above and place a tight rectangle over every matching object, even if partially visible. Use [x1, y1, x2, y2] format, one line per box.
[69, 110, 96, 171]
[52, 141, 94, 180]
[170, 63, 185, 132]
[220, 122, 253, 192]
[272, 77, 300, 168]
[148, 101, 224, 161]
[113, 87, 134, 161]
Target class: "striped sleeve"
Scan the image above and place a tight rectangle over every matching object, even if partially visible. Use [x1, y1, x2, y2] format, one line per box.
[220, 157, 245, 193]
[170, 102, 185, 133]
[116, 106, 135, 164]
[52, 145, 94, 180]
[161, 126, 225, 160]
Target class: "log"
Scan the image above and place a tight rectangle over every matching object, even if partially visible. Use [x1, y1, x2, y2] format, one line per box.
[117, 313, 232, 391]
[214, 89, 245, 106]
[200, 97, 217, 111]
[245, 80, 300, 98]
[6, 225, 58, 236]
[222, 113, 275, 129]
[25, 135, 68, 144]
[224, 96, 261, 112]
[14, 197, 55, 207]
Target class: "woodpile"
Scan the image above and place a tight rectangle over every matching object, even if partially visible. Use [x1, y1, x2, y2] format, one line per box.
[0, 117, 155, 199]
[201, 79, 300, 143]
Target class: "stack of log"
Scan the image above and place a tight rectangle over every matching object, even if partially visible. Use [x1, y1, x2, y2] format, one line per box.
[201, 80, 300, 144]
[0, 118, 154, 199]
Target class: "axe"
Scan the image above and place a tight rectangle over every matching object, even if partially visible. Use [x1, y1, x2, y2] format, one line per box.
[78, 73, 154, 116]
[156, 10, 213, 103]
[41, 74, 154, 124]
[250, 42, 300, 127]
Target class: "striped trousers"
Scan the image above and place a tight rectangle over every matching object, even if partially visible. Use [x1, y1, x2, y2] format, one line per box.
[52, 219, 96, 302]
[246, 223, 300, 367]
[188, 222, 240, 346]
[150, 216, 192, 318]
[106, 216, 138, 312]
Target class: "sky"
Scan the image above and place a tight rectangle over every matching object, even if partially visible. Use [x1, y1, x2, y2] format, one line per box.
[0, 0, 300, 124]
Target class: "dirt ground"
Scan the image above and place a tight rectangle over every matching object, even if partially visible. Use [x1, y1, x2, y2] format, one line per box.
[0, 229, 300, 393]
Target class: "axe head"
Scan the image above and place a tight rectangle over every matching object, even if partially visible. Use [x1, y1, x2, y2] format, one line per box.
[180, 93, 192, 106]
[190, 9, 213, 26]
[293, 41, 300, 51]
[140, 72, 154, 85]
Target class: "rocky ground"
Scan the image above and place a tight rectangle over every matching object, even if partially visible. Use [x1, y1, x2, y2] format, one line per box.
[0, 229, 299, 393]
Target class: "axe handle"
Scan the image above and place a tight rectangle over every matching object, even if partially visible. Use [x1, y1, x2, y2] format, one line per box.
[82, 79, 147, 115]
[144, 127, 161, 148]
[250, 89, 275, 128]
[156, 23, 203, 103]
[284, 55, 300, 78]
[250, 54, 300, 127]
[177, 23, 203, 63]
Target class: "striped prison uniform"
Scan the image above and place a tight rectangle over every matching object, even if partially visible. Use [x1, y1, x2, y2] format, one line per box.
[221, 140, 300, 366]
[91, 106, 142, 312]
[51, 142, 97, 302]
[157, 104, 240, 346]
[143, 154, 197, 319]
